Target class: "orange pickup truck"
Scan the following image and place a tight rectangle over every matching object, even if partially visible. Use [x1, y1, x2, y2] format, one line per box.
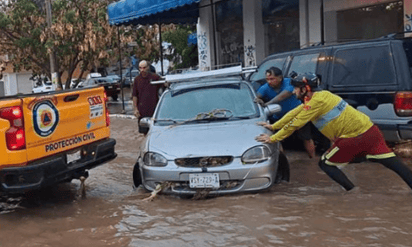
[0, 87, 116, 194]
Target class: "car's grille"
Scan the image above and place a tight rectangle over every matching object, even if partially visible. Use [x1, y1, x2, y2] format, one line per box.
[175, 156, 233, 168]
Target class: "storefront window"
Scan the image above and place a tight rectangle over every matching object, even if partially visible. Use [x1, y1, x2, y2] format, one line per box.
[262, 0, 300, 55]
[335, 1, 403, 42]
[215, 0, 243, 66]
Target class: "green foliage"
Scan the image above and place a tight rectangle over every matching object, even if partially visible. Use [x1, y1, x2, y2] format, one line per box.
[162, 25, 198, 70]
[0, 0, 125, 89]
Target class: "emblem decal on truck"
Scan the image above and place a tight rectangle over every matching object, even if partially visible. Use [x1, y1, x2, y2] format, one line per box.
[33, 100, 60, 137]
[88, 96, 103, 119]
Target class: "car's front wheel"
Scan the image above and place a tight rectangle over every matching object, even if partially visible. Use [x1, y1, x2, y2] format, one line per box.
[275, 151, 290, 183]
[132, 161, 142, 188]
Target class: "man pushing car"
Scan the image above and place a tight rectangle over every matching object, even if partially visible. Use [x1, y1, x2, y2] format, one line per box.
[255, 73, 412, 192]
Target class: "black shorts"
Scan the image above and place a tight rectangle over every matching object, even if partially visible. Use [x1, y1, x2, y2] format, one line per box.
[294, 122, 312, 141]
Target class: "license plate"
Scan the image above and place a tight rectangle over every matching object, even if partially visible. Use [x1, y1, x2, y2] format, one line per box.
[108, 86, 113, 89]
[189, 173, 219, 188]
[67, 150, 81, 164]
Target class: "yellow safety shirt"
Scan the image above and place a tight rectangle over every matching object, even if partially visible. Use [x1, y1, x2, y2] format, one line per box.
[270, 90, 373, 142]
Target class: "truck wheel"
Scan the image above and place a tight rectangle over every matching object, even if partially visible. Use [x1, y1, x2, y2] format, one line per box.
[112, 94, 118, 101]
[132, 161, 142, 188]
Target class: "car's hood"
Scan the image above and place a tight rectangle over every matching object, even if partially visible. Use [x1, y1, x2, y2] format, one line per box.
[147, 120, 271, 159]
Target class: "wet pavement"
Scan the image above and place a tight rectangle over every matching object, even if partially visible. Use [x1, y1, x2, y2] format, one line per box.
[108, 87, 135, 116]
[1, 117, 412, 247]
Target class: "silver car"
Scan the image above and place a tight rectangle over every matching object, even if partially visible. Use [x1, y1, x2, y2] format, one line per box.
[133, 76, 290, 197]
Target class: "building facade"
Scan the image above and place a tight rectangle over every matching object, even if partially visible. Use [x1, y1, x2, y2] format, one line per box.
[197, 0, 412, 70]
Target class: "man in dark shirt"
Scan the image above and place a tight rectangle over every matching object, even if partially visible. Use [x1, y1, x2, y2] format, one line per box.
[132, 60, 161, 121]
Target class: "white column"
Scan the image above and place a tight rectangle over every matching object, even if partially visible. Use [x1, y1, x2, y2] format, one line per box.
[5, 73, 18, 96]
[300, 0, 322, 47]
[405, 0, 412, 37]
[197, 0, 215, 71]
[243, 0, 264, 67]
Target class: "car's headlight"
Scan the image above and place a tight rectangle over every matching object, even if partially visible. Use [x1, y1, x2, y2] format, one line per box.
[241, 145, 271, 164]
[143, 152, 168, 167]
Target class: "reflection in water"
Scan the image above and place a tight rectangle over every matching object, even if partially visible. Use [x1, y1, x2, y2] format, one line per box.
[1, 119, 412, 247]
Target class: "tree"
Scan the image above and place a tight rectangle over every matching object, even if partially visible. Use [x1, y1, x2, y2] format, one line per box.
[0, 0, 132, 89]
[162, 24, 198, 70]
[129, 24, 176, 66]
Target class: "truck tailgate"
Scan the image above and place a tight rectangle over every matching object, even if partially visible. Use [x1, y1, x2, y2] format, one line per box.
[0, 98, 27, 166]
[23, 87, 110, 161]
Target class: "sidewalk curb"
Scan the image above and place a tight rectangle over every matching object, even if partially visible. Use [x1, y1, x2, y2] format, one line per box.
[109, 114, 137, 120]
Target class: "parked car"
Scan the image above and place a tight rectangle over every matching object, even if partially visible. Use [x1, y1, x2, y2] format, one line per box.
[106, 73, 121, 84]
[133, 66, 290, 197]
[78, 77, 120, 101]
[123, 68, 139, 88]
[247, 33, 412, 153]
[31, 78, 55, 93]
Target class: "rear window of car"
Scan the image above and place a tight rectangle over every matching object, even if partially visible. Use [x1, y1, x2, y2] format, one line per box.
[288, 53, 320, 75]
[402, 40, 412, 77]
[331, 45, 396, 87]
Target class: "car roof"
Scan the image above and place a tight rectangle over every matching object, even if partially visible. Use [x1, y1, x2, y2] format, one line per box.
[262, 34, 411, 62]
[91, 77, 114, 82]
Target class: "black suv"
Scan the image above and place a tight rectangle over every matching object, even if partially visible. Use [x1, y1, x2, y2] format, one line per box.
[248, 33, 412, 147]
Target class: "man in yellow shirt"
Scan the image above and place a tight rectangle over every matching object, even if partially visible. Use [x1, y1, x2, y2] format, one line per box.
[256, 73, 412, 192]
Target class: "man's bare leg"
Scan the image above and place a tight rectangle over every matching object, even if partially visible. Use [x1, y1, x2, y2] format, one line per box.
[304, 139, 316, 158]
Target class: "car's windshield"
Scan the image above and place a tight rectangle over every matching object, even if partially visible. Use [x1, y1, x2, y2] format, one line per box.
[155, 82, 259, 123]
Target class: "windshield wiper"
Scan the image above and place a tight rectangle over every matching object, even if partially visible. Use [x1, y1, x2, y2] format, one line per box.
[196, 108, 233, 119]
[154, 118, 178, 124]
[175, 109, 234, 125]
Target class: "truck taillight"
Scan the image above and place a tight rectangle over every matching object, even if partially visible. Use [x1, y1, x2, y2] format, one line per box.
[394, 92, 412, 116]
[0, 106, 26, 150]
[104, 92, 110, 126]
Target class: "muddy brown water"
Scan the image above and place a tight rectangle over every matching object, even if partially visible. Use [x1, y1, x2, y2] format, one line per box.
[1, 118, 412, 247]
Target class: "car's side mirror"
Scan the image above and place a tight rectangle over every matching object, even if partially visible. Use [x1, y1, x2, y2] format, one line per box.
[139, 117, 152, 134]
[264, 104, 282, 117]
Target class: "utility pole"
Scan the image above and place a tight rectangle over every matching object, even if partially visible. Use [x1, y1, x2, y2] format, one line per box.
[118, 27, 125, 114]
[45, 0, 60, 89]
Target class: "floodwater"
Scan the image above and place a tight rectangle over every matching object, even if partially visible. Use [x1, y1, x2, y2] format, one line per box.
[1, 118, 412, 247]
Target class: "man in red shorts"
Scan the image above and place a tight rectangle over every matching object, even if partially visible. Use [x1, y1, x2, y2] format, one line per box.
[256, 73, 412, 191]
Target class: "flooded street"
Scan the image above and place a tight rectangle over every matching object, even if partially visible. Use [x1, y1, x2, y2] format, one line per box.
[1, 117, 412, 247]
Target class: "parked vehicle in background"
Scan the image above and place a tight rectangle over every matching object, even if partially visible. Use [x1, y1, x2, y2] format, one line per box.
[106, 73, 121, 84]
[86, 72, 102, 79]
[78, 77, 120, 101]
[31, 76, 55, 93]
[247, 32, 412, 155]
[123, 68, 139, 88]
[0, 87, 116, 194]
[133, 66, 290, 197]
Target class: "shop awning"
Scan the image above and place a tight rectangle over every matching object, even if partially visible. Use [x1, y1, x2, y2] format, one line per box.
[108, 0, 202, 26]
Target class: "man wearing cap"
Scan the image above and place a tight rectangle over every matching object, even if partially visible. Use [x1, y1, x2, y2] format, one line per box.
[255, 73, 412, 192]
[255, 66, 316, 158]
